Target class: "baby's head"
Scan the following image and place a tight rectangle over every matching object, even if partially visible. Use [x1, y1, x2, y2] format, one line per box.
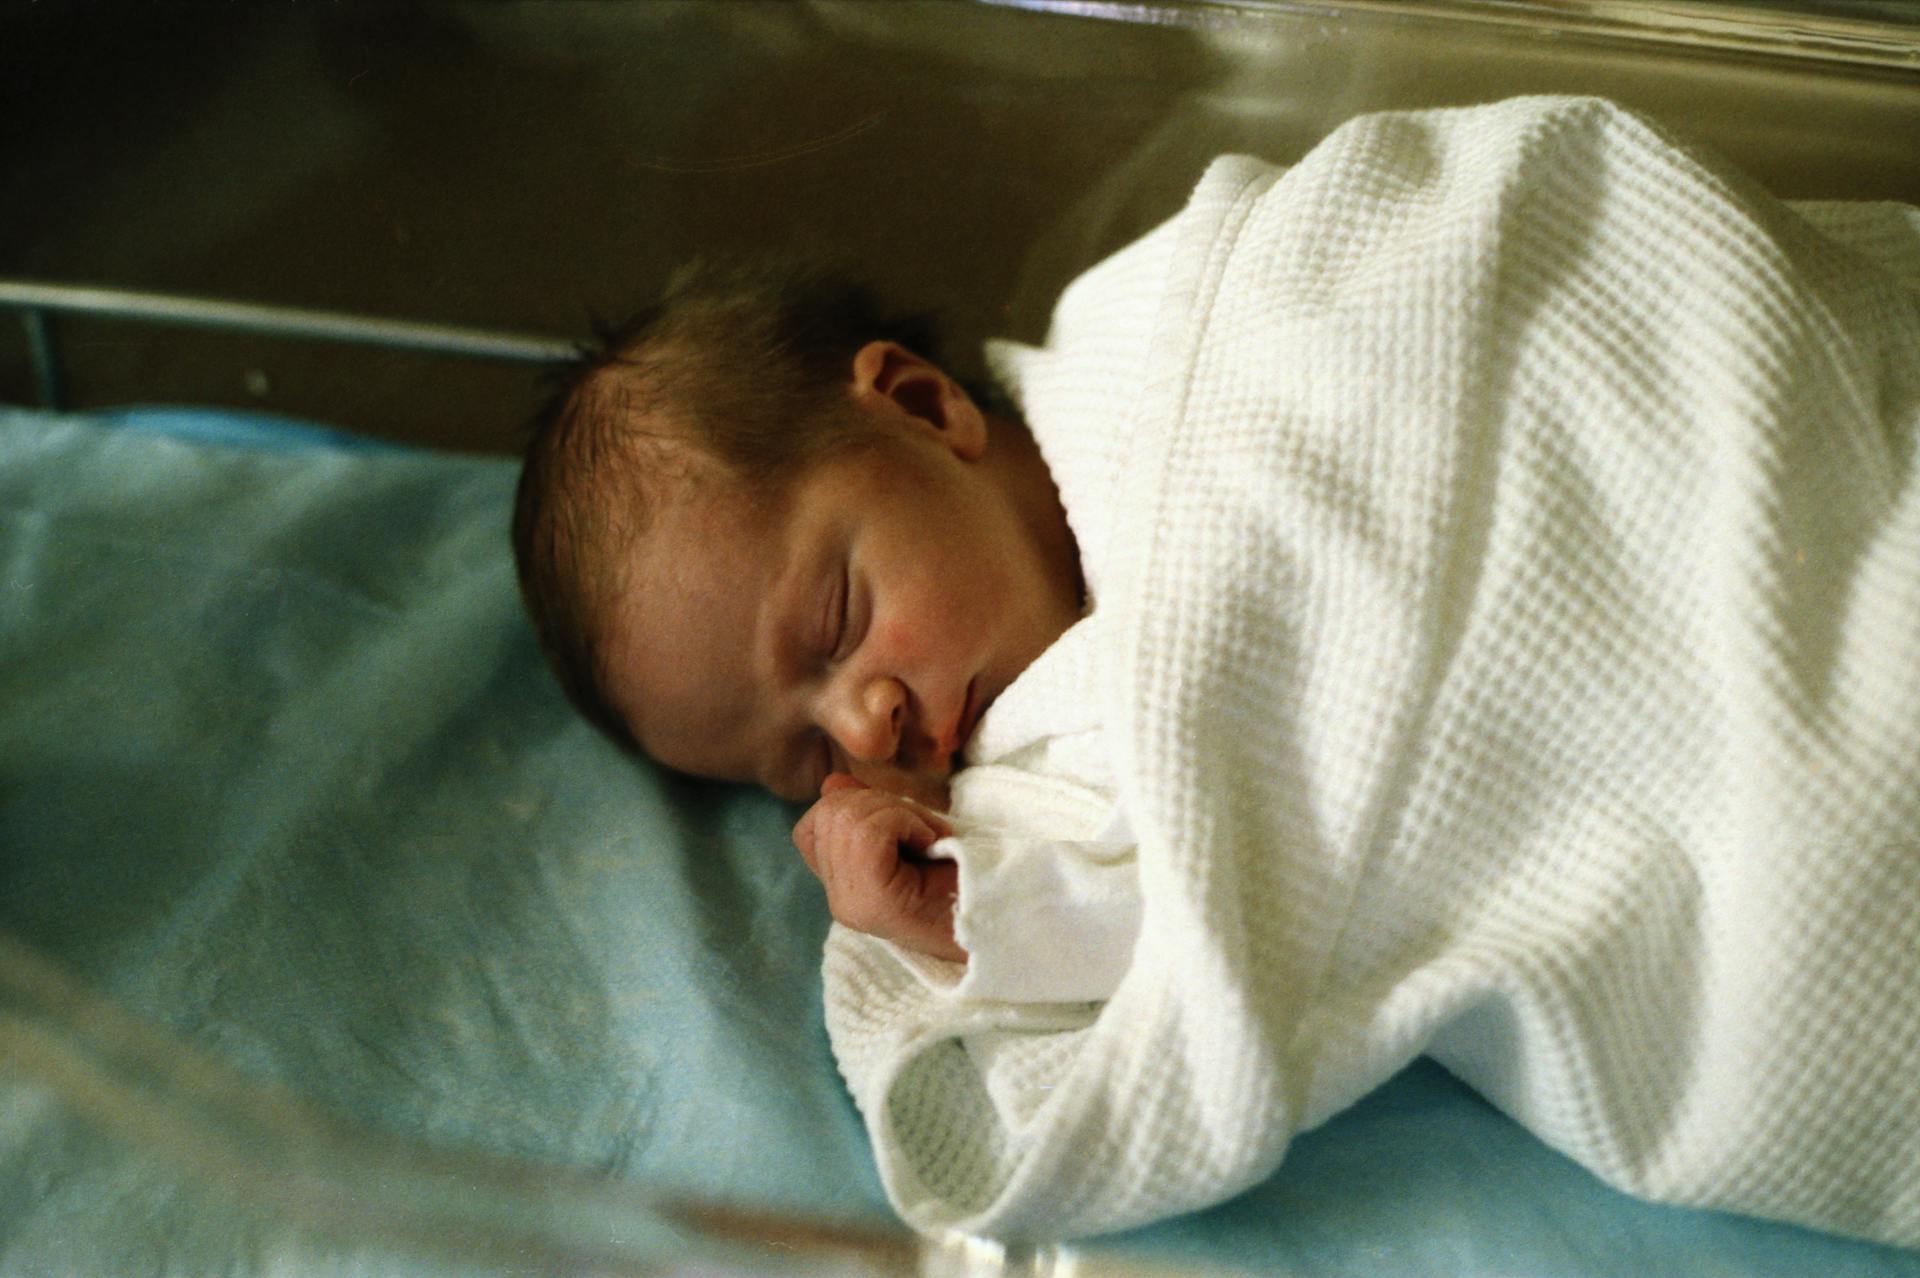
[512, 261, 1083, 809]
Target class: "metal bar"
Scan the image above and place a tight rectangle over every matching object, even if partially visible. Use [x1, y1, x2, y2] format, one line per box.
[0, 279, 580, 366]
[21, 308, 66, 411]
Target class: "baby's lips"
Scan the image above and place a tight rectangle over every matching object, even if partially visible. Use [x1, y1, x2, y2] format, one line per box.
[939, 677, 981, 757]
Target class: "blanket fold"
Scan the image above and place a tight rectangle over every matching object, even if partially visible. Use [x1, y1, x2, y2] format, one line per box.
[824, 96, 1920, 1244]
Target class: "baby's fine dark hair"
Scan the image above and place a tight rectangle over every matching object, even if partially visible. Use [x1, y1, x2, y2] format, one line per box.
[511, 258, 947, 751]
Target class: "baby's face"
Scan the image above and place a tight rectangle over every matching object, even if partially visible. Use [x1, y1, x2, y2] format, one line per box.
[598, 357, 1081, 809]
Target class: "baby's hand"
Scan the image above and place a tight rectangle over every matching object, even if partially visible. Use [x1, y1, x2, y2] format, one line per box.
[791, 774, 966, 964]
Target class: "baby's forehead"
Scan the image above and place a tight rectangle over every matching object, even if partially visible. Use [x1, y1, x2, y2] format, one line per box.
[627, 460, 790, 566]
[584, 423, 759, 567]
[601, 476, 787, 781]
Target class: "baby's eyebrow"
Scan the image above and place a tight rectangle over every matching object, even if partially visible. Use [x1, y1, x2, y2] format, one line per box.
[752, 512, 807, 684]
[752, 520, 837, 795]
[765, 572, 819, 686]
[768, 531, 842, 682]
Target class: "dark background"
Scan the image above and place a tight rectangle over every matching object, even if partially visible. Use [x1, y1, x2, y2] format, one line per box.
[5, 1, 1918, 454]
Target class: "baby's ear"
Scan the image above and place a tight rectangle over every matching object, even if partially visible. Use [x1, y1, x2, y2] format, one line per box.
[851, 340, 986, 461]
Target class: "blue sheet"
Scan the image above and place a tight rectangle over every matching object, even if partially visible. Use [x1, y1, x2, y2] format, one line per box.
[2, 406, 1914, 1275]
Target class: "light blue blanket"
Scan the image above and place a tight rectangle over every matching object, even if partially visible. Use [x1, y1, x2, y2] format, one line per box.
[1, 407, 1913, 1275]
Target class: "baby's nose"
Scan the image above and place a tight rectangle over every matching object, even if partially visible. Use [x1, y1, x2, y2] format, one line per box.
[839, 676, 905, 763]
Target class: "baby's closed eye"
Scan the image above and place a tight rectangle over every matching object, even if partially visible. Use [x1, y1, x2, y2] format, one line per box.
[827, 566, 868, 665]
[820, 567, 849, 661]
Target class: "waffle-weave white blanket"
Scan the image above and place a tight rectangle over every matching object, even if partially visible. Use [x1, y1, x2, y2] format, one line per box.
[823, 97, 1920, 1244]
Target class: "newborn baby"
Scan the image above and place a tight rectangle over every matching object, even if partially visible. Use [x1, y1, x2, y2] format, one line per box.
[516, 96, 1920, 1246]
[510, 257, 1132, 997]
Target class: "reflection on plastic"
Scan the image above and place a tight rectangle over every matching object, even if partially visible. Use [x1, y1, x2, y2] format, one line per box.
[0, 932, 1194, 1277]
[0, 929, 885, 1273]
[977, 0, 1920, 73]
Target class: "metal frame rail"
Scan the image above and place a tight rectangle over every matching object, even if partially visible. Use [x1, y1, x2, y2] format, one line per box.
[1, 279, 579, 412]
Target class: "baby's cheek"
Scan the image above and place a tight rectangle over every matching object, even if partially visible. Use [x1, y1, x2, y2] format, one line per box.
[868, 608, 946, 667]
[905, 569, 990, 645]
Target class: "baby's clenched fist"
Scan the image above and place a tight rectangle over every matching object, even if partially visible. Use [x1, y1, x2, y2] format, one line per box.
[791, 773, 966, 963]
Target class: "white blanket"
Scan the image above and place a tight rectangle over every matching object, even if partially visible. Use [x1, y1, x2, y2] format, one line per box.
[824, 97, 1920, 1245]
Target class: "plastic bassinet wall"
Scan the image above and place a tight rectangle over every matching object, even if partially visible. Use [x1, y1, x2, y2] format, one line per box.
[4, 4, 1919, 1276]
[5, 0, 1919, 452]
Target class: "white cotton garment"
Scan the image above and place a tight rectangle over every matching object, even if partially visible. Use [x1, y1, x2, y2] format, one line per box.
[881, 613, 1142, 1007]
[823, 96, 1920, 1246]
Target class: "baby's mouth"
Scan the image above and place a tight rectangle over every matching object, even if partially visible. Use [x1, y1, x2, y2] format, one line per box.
[901, 680, 980, 801]
[948, 679, 980, 756]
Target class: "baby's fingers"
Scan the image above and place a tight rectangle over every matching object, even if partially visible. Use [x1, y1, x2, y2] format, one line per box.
[795, 786, 931, 881]
[879, 796, 952, 850]
[895, 857, 966, 964]
[831, 802, 934, 893]
[822, 807, 934, 919]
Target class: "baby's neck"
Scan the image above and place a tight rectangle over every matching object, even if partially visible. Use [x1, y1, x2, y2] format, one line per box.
[986, 411, 1085, 616]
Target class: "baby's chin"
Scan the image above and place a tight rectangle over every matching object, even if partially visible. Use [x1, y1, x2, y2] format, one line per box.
[848, 761, 953, 813]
